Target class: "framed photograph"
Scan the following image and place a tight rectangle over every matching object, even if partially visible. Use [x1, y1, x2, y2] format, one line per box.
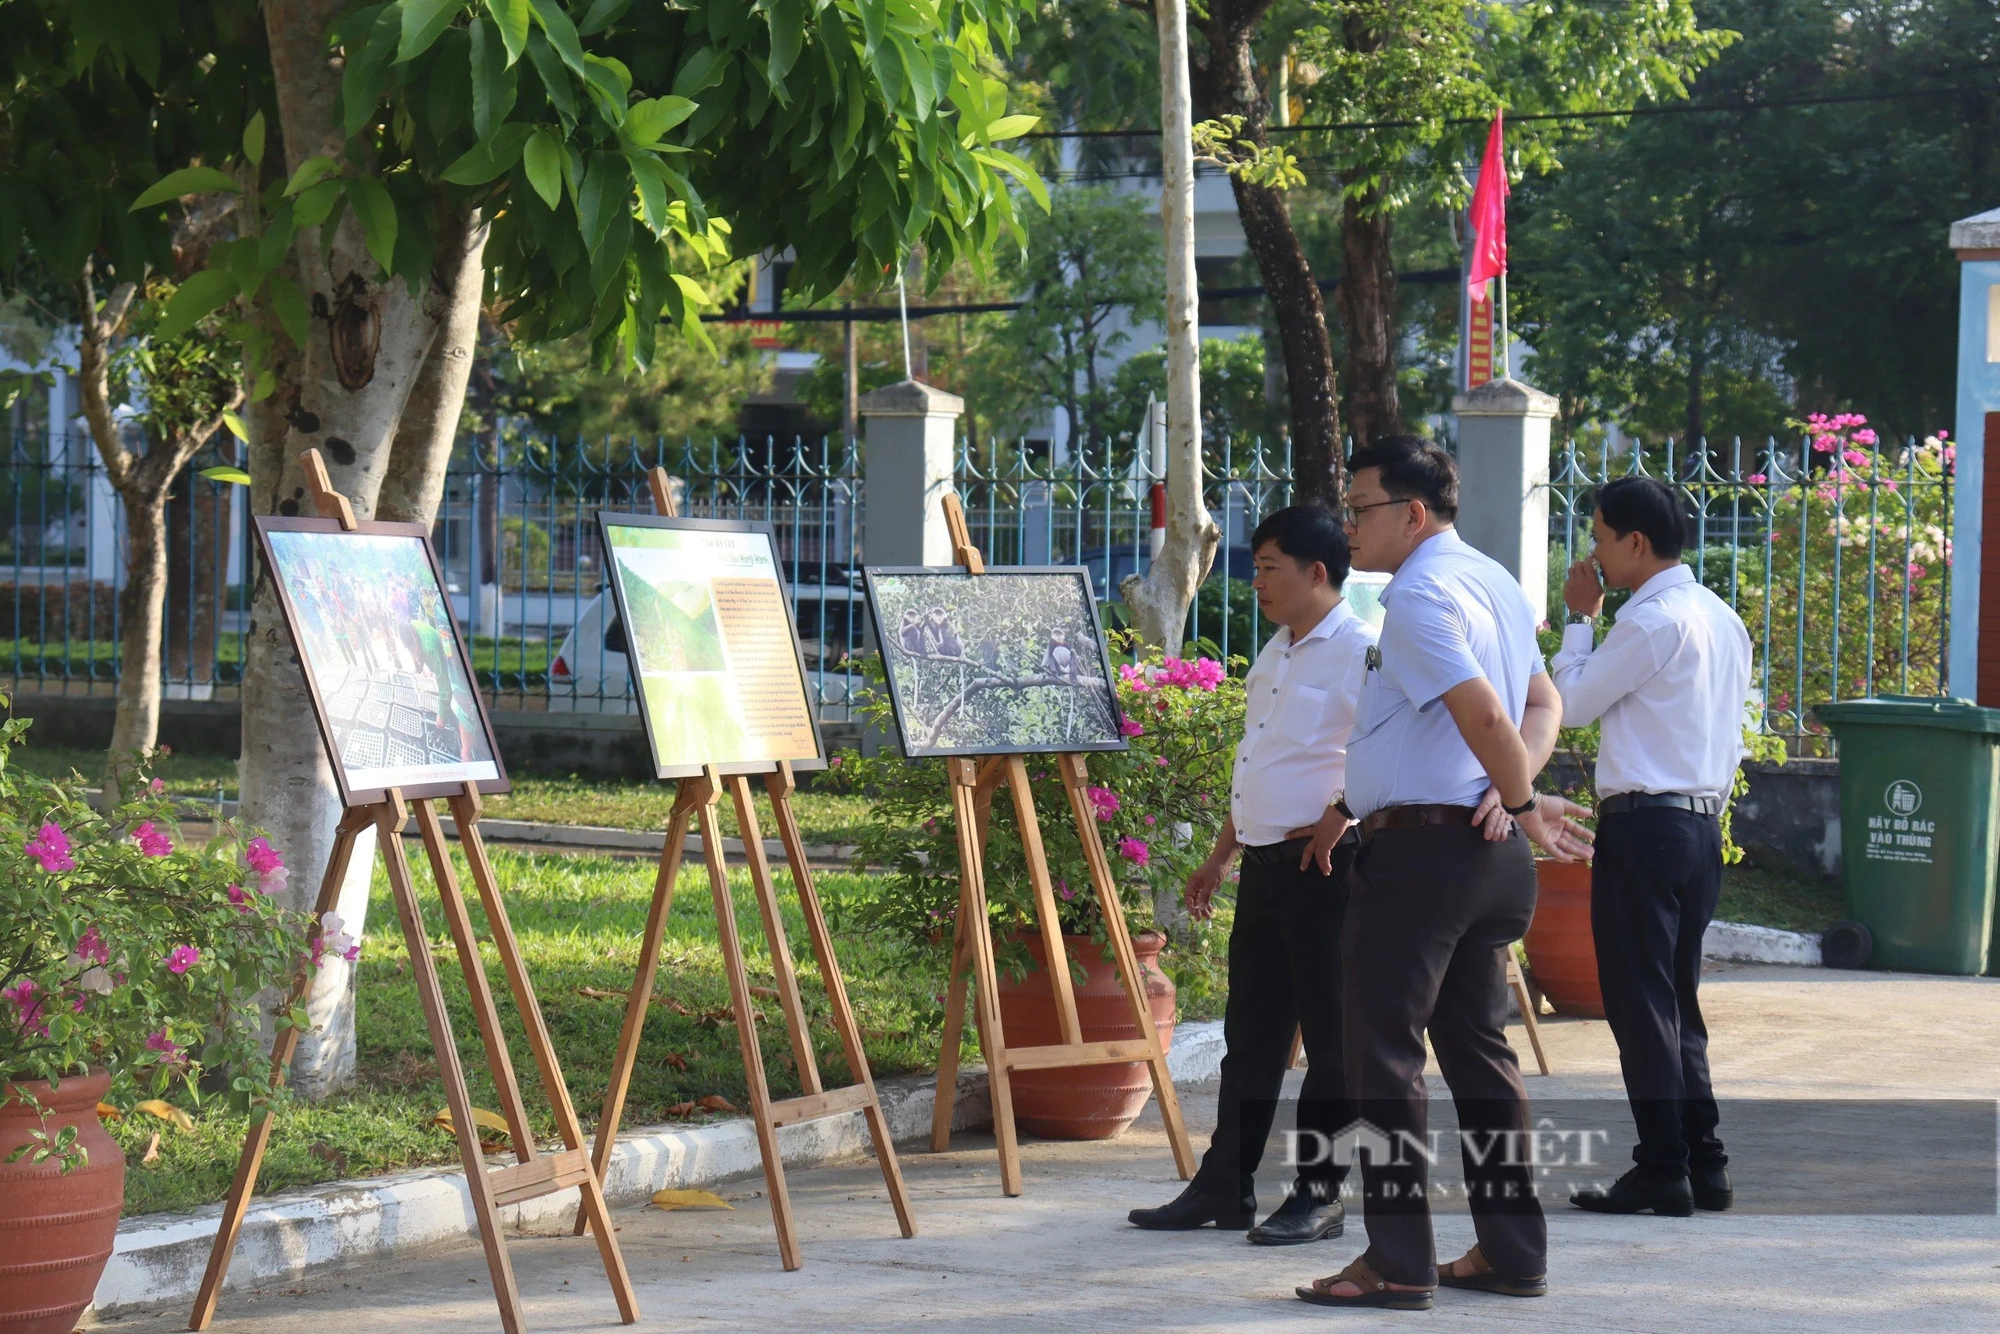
[596, 513, 826, 780]
[254, 517, 508, 808]
[861, 566, 1127, 759]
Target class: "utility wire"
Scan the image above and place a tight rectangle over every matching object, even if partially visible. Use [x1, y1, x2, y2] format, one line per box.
[1024, 80, 2000, 139]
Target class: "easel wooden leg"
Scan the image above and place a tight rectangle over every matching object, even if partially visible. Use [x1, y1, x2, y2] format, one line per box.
[692, 766, 802, 1270]
[189, 810, 369, 1332]
[1287, 1026, 1305, 1071]
[578, 782, 694, 1236]
[1508, 953, 1551, 1076]
[765, 764, 915, 1237]
[948, 761, 1021, 1196]
[1059, 754, 1195, 1179]
[930, 912, 971, 1153]
[376, 792, 528, 1334]
[728, 775, 821, 1091]
[448, 790, 638, 1320]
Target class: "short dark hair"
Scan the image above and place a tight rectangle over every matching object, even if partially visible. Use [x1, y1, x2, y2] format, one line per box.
[1250, 504, 1351, 589]
[1590, 476, 1689, 559]
[1346, 434, 1459, 520]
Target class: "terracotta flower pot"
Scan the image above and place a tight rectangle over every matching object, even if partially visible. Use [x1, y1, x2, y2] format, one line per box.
[0, 1068, 126, 1334]
[1524, 859, 1605, 1018]
[995, 930, 1176, 1140]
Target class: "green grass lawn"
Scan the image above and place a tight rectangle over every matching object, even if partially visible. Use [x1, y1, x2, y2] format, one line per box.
[115, 844, 962, 1215]
[1719, 860, 1845, 934]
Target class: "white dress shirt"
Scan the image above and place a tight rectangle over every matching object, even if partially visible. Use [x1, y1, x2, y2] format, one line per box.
[1550, 564, 1752, 801]
[1230, 599, 1378, 847]
[1345, 529, 1545, 820]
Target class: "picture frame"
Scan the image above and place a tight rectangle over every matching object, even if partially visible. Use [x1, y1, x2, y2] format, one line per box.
[595, 511, 827, 780]
[253, 515, 509, 809]
[861, 565, 1129, 759]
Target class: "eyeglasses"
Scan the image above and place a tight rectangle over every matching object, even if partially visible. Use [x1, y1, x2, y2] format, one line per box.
[1339, 498, 1407, 526]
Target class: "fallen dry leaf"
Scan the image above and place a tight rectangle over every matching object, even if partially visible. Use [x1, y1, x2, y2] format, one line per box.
[696, 1094, 737, 1113]
[140, 1131, 161, 1165]
[308, 1142, 349, 1175]
[576, 986, 627, 1001]
[651, 1189, 732, 1212]
[96, 1102, 122, 1122]
[665, 1101, 697, 1118]
[134, 1099, 195, 1132]
[662, 1052, 689, 1071]
[434, 1106, 514, 1153]
[749, 985, 779, 1000]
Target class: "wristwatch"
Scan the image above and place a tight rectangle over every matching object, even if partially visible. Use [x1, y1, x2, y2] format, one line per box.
[1566, 610, 1596, 626]
[1331, 791, 1355, 821]
[1503, 794, 1539, 817]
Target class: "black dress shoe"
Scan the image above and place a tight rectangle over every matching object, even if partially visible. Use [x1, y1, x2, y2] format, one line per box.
[1247, 1189, 1345, 1245]
[1691, 1162, 1733, 1211]
[1570, 1167, 1694, 1217]
[1127, 1184, 1256, 1231]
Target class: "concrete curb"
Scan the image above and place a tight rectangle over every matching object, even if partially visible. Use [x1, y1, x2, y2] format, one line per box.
[1704, 920, 1824, 967]
[91, 1021, 1226, 1318]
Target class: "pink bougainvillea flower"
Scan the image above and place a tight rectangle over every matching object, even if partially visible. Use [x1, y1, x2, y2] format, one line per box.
[1744, 473, 1768, 485]
[1118, 663, 1153, 693]
[25, 823, 74, 873]
[164, 944, 200, 974]
[70, 926, 110, 968]
[227, 883, 253, 912]
[1852, 428, 1878, 446]
[1086, 786, 1120, 821]
[4, 978, 46, 1036]
[148, 777, 165, 794]
[1143, 814, 1157, 826]
[1055, 878, 1075, 902]
[132, 821, 173, 857]
[145, 1028, 187, 1067]
[311, 913, 361, 968]
[244, 837, 283, 874]
[1155, 755, 1170, 767]
[1119, 716, 1144, 738]
[78, 966, 113, 995]
[1116, 837, 1151, 868]
[1842, 449, 1869, 468]
[1938, 429, 1950, 441]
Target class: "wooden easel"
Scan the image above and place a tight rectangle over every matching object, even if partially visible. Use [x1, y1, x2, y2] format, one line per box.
[578, 467, 914, 1271]
[191, 452, 638, 1333]
[927, 493, 1196, 1196]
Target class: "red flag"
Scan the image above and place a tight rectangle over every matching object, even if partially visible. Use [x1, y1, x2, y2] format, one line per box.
[1467, 111, 1508, 298]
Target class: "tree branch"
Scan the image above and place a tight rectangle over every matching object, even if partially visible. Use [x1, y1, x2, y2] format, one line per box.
[75, 261, 139, 492]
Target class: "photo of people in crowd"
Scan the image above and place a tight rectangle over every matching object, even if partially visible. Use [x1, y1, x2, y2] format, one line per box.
[262, 528, 503, 799]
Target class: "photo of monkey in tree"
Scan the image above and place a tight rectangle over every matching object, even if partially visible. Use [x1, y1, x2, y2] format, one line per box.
[863, 567, 1127, 758]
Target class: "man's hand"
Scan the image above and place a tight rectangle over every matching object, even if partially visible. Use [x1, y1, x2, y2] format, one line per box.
[1471, 785, 1515, 842]
[1185, 855, 1230, 920]
[1286, 806, 1355, 876]
[1517, 794, 1596, 862]
[1564, 559, 1605, 618]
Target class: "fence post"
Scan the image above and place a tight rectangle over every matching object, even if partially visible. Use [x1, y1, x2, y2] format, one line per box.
[860, 378, 964, 565]
[1452, 376, 1560, 619]
[1949, 205, 2000, 702]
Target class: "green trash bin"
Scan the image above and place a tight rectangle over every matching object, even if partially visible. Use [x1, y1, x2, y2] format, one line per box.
[1813, 696, 2000, 975]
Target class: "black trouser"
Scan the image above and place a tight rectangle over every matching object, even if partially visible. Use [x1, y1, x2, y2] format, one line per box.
[1592, 806, 1727, 1173]
[1342, 824, 1545, 1287]
[1189, 840, 1354, 1204]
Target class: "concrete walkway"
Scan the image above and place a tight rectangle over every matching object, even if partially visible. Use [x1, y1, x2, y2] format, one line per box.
[95, 965, 2000, 1333]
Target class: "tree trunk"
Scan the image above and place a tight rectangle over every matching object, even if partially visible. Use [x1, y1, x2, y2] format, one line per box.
[107, 493, 170, 777]
[163, 476, 224, 696]
[1337, 190, 1403, 450]
[1189, 0, 1343, 505]
[242, 0, 468, 1098]
[1121, 0, 1220, 654]
[375, 208, 489, 525]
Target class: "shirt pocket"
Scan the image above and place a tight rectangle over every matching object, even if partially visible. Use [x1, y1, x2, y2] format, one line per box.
[1289, 683, 1330, 733]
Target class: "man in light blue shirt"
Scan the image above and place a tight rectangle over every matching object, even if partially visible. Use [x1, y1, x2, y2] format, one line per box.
[1297, 436, 1590, 1312]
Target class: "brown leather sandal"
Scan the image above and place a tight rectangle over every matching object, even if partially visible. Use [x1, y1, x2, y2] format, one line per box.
[1436, 1245, 1548, 1298]
[1295, 1255, 1436, 1310]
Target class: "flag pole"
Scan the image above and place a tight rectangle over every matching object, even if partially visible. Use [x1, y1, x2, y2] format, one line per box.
[1497, 270, 1511, 380]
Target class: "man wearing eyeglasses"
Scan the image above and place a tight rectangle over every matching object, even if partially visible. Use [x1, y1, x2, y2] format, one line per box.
[1296, 436, 1591, 1311]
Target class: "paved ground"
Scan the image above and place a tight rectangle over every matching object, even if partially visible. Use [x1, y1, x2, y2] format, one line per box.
[99, 964, 2000, 1333]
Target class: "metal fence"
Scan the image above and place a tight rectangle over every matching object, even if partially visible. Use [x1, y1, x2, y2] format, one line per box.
[1547, 433, 1953, 745]
[3, 427, 1955, 746]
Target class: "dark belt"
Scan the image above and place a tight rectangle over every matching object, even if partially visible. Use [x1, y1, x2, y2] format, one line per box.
[1356, 803, 1480, 841]
[1599, 791, 1722, 817]
[1240, 829, 1360, 866]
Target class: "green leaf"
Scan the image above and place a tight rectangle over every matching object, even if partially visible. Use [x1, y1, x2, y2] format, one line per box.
[523, 128, 564, 208]
[202, 464, 253, 484]
[766, 0, 804, 87]
[218, 412, 249, 444]
[583, 54, 633, 125]
[981, 113, 1040, 142]
[974, 148, 1049, 213]
[576, 0, 630, 36]
[251, 368, 277, 401]
[526, 31, 579, 126]
[154, 268, 238, 341]
[623, 97, 696, 146]
[267, 273, 311, 349]
[626, 153, 668, 233]
[483, 0, 529, 65]
[576, 152, 630, 257]
[342, 5, 405, 137]
[470, 18, 519, 138]
[243, 112, 267, 167]
[441, 123, 535, 184]
[399, 0, 463, 62]
[283, 156, 339, 197]
[291, 178, 344, 230]
[527, 0, 585, 75]
[344, 176, 398, 273]
[129, 167, 241, 212]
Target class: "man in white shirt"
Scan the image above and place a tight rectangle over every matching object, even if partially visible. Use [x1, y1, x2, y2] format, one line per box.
[1551, 476, 1752, 1218]
[1297, 437, 1590, 1312]
[1129, 506, 1375, 1246]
